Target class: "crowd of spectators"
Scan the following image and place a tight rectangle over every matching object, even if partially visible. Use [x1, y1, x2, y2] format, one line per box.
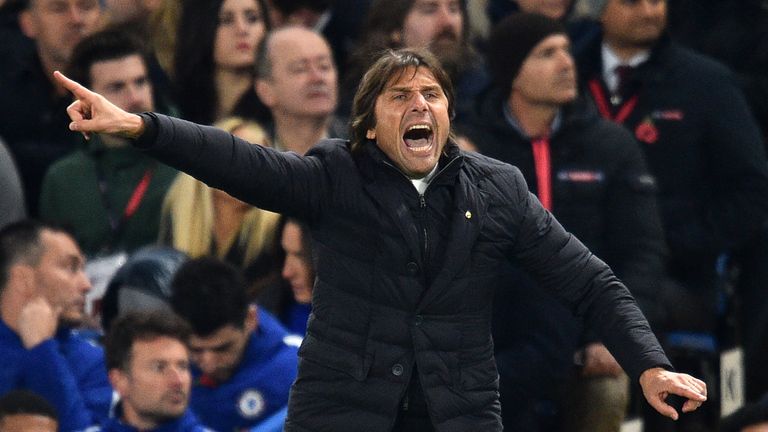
[1, 0, 767, 430]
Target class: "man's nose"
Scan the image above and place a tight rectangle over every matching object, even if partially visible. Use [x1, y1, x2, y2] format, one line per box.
[308, 64, 330, 82]
[410, 93, 428, 111]
[558, 49, 575, 69]
[197, 351, 216, 374]
[167, 364, 188, 386]
[78, 269, 92, 293]
[126, 85, 145, 108]
[68, 5, 86, 24]
[436, 6, 460, 30]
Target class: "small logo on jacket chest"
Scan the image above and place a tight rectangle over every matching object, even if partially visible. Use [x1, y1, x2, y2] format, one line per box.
[237, 389, 265, 418]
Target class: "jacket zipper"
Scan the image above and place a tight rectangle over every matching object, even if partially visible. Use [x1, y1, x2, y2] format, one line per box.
[381, 156, 461, 262]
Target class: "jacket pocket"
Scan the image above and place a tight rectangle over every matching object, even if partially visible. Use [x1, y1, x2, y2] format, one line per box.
[459, 356, 499, 391]
[298, 332, 372, 382]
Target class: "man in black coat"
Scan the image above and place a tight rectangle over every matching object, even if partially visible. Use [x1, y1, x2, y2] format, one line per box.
[575, 0, 768, 412]
[53, 48, 706, 432]
[459, 13, 666, 431]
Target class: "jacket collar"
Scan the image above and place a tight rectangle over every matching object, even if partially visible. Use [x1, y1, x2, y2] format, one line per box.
[104, 406, 202, 432]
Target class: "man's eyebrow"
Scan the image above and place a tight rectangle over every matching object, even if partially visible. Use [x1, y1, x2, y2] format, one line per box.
[387, 85, 442, 92]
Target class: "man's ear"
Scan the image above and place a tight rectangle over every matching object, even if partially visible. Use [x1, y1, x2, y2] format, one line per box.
[366, 129, 376, 139]
[18, 10, 38, 39]
[255, 79, 276, 108]
[108, 368, 128, 398]
[245, 304, 258, 333]
[8, 264, 36, 298]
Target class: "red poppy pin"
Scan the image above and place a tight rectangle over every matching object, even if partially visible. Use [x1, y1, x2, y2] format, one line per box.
[635, 121, 659, 144]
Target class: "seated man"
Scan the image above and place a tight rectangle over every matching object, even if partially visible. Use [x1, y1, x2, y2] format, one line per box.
[0, 389, 59, 432]
[170, 257, 299, 431]
[102, 311, 208, 431]
[0, 220, 112, 431]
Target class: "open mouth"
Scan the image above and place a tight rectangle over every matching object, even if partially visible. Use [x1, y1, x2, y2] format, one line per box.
[403, 124, 433, 150]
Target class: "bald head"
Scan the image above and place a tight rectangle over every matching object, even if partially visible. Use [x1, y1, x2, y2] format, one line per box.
[255, 26, 338, 119]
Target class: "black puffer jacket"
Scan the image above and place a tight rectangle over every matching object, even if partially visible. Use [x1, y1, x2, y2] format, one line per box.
[135, 113, 671, 432]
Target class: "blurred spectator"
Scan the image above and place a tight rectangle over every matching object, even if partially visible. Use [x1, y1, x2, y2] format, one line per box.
[174, 0, 271, 125]
[169, 257, 298, 431]
[255, 26, 345, 154]
[103, 311, 207, 431]
[0, 220, 112, 431]
[487, 0, 574, 23]
[575, 0, 768, 427]
[0, 137, 26, 229]
[0, 0, 34, 63]
[460, 13, 665, 431]
[101, 0, 179, 118]
[39, 29, 178, 257]
[0, 0, 103, 216]
[483, 0, 600, 58]
[259, 218, 314, 335]
[146, 0, 181, 80]
[667, 0, 768, 144]
[100, 246, 188, 333]
[666, 0, 768, 402]
[342, 0, 489, 122]
[159, 117, 283, 298]
[0, 389, 58, 432]
[103, 0, 161, 26]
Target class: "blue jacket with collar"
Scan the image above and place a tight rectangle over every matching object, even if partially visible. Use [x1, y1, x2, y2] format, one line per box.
[0, 320, 113, 431]
[98, 409, 211, 432]
[190, 308, 298, 432]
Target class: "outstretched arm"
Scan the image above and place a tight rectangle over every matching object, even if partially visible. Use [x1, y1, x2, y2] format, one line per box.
[54, 71, 146, 139]
[639, 367, 707, 420]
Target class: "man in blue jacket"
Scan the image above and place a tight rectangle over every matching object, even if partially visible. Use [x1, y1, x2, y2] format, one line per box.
[169, 257, 299, 432]
[54, 48, 706, 432]
[101, 311, 209, 432]
[0, 220, 113, 431]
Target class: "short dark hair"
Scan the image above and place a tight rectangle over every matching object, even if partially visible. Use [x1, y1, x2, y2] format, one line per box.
[170, 257, 250, 336]
[350, 48, 455, 151]
[0, 220, 69, 293]
[67, 28, 150, 88]
[105, 311, 191, 371]
[0, 390, 58, 423]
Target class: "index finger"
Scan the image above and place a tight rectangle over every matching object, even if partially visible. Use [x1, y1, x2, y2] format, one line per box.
[53, 71, 94, 100]
[671, 382, 707, 402]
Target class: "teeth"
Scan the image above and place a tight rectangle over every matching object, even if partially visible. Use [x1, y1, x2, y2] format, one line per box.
[407, 124, 432, 132]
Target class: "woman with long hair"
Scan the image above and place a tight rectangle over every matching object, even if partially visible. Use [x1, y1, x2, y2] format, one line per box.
[158, 117, 282, 297]
[173, 0, 271, 124]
